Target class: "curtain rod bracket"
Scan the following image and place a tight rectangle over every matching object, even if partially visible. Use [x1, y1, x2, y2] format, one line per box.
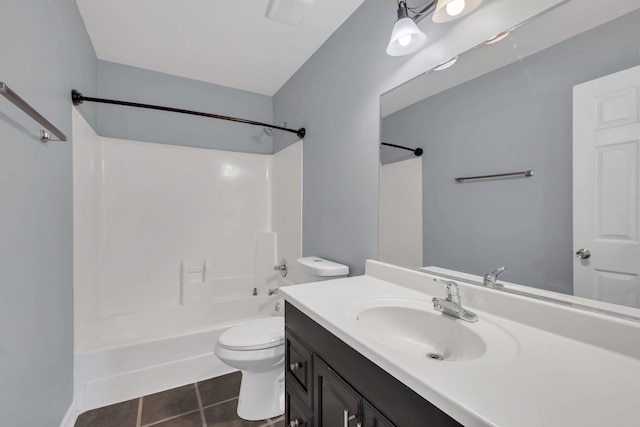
[381, 142, 423, 156]
[71, 89, 84, 106]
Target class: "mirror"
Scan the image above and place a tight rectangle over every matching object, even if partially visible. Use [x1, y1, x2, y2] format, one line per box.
[379, 1, 640, 313]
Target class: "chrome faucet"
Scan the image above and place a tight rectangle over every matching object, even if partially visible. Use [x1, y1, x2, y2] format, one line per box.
[432, 280, 478, 323]
[483, 266, 506, 288]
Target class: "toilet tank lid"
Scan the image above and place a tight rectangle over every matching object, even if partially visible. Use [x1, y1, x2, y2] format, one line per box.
[297, 257, 349, 277]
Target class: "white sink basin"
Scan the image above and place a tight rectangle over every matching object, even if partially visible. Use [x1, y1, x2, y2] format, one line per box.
[348, 297, 520, 364]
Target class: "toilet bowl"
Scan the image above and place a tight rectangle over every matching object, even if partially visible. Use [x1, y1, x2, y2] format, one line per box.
[214, 316, 285, 420]
[214, 256, 349, 421]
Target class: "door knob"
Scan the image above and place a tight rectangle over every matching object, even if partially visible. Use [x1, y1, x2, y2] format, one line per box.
[575, 249, 591, 259]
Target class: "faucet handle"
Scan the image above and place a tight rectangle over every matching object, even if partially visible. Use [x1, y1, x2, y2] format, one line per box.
[486, 266, 506, 278]
[436, 279, 459, 297]
[484, 266, 507, 288]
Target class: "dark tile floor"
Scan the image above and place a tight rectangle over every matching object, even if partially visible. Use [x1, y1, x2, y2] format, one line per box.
[74, 372, 284, 427]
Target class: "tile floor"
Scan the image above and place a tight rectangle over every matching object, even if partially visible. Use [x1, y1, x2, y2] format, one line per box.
[74, 372, 284, 427]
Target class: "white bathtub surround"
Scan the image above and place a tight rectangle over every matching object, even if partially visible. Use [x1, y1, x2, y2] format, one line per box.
[379, 157, 423, 269]
[180, 258, 213, 304]
[72, 110, 302, 411]
[279, 260, 640, 427]
[73, 294, 278, 412]
[58, 401, 79, 427]
[254, 232, 279, 295]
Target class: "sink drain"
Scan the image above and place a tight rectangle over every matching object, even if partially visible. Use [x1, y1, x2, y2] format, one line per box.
[426, 352, 444, 361]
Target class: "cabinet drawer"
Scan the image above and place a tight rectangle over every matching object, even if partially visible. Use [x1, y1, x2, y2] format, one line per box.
[286, 329, 313, 397]
[286, 377, 313, 427]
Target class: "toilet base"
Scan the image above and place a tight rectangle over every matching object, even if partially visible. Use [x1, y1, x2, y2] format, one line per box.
[237, 368, 285, 420]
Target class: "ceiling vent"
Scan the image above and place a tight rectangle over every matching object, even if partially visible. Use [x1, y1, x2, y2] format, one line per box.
[266, 0, 315, 25]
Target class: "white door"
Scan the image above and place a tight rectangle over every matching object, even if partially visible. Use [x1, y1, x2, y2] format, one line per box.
[573, 65, 640, 308]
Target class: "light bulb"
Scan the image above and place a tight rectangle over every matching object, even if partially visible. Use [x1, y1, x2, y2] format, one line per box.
[398, 34, 412, 47]
[446, 0, 466, 16]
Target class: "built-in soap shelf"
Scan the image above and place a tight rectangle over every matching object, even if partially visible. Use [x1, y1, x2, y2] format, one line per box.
[180, 259, 213, 305]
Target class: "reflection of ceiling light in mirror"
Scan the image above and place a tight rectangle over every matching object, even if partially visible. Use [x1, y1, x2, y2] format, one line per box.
[432, 0, 482, 23]
[386, 1, 427, 56]
[486, 31, 510, 45]
[446, 0, 466, 16]
[433, 56, 458, 71]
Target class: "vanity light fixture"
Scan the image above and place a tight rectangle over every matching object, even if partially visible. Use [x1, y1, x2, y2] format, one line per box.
[432, 56, 458, 71]
[432, 0, 483, 23]
[386, 0, 483, 57]
[485, 31, 510, 45]
[474, 30, 511, 49]
[386, 1, 428, 56]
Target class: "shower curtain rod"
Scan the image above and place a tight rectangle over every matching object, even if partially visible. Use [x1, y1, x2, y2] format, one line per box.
[71, 90, 306, 139]
[381, 142, 423, 156]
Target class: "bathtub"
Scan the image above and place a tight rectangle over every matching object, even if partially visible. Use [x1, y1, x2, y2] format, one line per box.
[74, 294, 282, 412]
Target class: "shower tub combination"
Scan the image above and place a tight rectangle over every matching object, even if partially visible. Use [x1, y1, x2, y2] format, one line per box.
[72, 110, 303, 413]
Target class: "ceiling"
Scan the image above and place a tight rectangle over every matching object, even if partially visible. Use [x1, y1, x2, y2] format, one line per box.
[75, 0, 365, 96]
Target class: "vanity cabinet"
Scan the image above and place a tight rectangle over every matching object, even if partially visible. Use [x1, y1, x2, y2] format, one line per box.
[314, 356, 361, 426]
[285, 302, 462, 427]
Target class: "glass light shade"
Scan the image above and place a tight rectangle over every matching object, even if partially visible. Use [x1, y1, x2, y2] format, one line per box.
[432, 0, 483, 23]
[386, 17, 427, 56]
[432, 56, 458, 71]
[485, 31, 510, 45]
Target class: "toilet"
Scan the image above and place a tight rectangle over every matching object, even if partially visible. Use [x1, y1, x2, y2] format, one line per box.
[214, 256, 349, 421]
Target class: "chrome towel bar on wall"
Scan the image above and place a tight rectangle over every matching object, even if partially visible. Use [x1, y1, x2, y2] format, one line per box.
[0, 82, 67, 142]
[455, 170, 534, 183]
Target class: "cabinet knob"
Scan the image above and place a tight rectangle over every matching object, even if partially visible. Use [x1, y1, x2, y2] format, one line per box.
[289, 419, 301, 427]
[290, 362, 302, 371]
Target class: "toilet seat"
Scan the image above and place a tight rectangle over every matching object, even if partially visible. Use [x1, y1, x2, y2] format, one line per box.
[218, 316, 284, 351]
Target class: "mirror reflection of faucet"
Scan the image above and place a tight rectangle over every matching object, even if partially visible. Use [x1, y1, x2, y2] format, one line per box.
[483, 266, 507, 288]
[432, 279, 478, 323]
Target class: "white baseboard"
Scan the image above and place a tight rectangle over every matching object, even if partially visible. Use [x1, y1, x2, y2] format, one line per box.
[59, 401, 78, 427]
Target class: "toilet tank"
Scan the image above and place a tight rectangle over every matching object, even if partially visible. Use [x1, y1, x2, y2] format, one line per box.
[297, 257, 349, 283]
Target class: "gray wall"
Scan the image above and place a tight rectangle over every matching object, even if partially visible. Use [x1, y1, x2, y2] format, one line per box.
[272, 1, 411, 275]
[0, 0, 97, 426]
[271, 0, 555, 276]
[95, 60, 274, 153]
[381, 10, 640, 293]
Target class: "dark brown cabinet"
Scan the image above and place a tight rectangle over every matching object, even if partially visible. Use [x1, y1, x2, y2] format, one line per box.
[285, 302, 462, 427]
[362, 401, 395, 427]
[286, 378, 313, 427]
[314, 356, 362, 427]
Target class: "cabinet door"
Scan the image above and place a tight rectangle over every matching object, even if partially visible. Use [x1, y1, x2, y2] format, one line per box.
[314, 356, 361, 427]
[286, 330, 313, 403]
[362, 401, 394, 427]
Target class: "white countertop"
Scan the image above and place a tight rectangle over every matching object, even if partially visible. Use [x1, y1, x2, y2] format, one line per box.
[280, 261, 640, 427]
